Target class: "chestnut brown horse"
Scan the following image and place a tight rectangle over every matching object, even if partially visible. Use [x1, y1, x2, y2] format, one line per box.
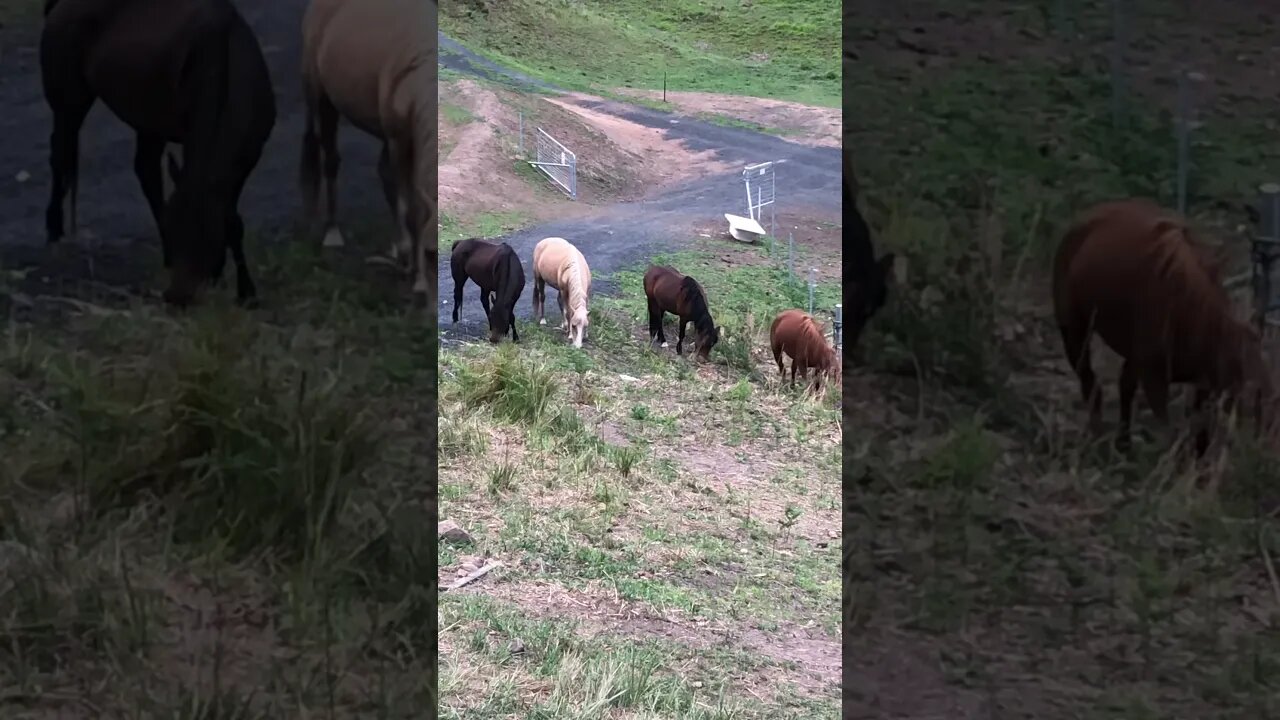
[451, 238, 525, 344]
[1053, 198, 1275, 455]
[643, 265, 721, 362]
[770, 309, 840, 394]
[41, 0, 276, 306]
[300, 0, 436, 300]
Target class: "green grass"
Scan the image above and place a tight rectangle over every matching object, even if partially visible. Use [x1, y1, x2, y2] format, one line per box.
[849, 3, 1280, 716]
[596, 243, 841, 378]
[439, 247, 841, 716]
[0, 229, 437, 715]
[439, 209, 536, 249]
[441, 0, 840, 107]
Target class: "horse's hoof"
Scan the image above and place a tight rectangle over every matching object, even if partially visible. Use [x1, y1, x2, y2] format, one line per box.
[322, 227, 345, 247]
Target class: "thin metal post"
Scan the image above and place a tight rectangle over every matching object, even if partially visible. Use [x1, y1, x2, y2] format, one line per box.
[1110, 0, 1127, 130]
[1254, 183, 1280, 331]
[808, 268, 816, 315]
[1176, 71, 1189, 215]
[834, 304, 843, 349]
[787, 234, 794, 282]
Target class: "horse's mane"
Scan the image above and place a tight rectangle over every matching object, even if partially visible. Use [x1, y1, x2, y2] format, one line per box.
[1140, 216, 1257, 384]
[679, 275, 715, 335]
[794, 313, 837, 370]
[562, 249, 588, 316]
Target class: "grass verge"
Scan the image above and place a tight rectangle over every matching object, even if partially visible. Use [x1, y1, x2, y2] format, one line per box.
[439, 242, 842, 717]
[441, 0, 839, 107]
[0, 227, 437, 716]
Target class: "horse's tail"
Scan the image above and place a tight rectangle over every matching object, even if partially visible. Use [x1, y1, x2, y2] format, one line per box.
[299, 75, 321, 224]
[1052, 209, 1104, 331]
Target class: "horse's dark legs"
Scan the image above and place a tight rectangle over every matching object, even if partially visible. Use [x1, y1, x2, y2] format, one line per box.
[647, 300, 666, 347]
[133, 134, 170, 265]
[377, 143, 399, 253]
[226, 212, 255, 303]
[45, 96, 94, 245]
[1116, 360, 1138, 451]
[480, 289, 492, 319]
[676, 319, 688, 355]
[451, 262, 467, 323]
[1060, 321, 1102, 434]
[510, 301, 519, 342]
[772, 343, 785, 379]
[556, 290, 568, 332]
[316, 94, 343, 247]
[533, 274, 545, 325]
[1193, 386, 1212, 457]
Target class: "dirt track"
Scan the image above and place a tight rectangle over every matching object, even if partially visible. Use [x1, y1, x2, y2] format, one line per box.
[0, 1, 385, 294]
[437, 32, 841, 344]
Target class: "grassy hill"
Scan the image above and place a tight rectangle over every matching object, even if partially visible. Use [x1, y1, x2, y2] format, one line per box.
[441, 0, 840, 107]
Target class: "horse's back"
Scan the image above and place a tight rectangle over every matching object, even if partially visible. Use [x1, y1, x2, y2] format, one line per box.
[1055, 199, 1226, 359]
[303, 0, 431, 137]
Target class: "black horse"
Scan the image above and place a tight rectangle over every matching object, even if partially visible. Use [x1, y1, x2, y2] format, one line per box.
[846, 148, 894, 346]
[41, 0, 277, 306]
[450, 238, 526, 343]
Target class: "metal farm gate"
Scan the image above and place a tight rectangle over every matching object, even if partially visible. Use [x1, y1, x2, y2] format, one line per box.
[530, 127, 577, 199]
[743, 161, 776, 239]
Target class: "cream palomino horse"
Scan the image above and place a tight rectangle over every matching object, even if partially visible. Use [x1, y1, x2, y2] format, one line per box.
[532, 237, 592, 348]
[300, 0, 436, 298]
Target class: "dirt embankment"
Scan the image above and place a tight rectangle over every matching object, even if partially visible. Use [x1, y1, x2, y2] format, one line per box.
[438, 78, 838, 222]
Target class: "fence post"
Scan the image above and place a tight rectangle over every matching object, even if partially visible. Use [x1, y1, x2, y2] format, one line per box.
[808, 268, 816, 315]
[1110, 0, 1127, 130]
[788, 233, 795, 282]
[834, 304, 843, 350]
[1255, 183, 1280, 332]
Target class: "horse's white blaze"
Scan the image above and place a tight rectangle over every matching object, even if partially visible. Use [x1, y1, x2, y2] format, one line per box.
[323, 226, 345, 247]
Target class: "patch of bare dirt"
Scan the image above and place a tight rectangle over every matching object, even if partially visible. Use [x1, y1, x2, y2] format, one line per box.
[438, 79, 555, 221]
[687, 211, 843, 281]
[548, 92, 734, 185]
[613, 88, 841, 148]
[460, 578, 840, 698]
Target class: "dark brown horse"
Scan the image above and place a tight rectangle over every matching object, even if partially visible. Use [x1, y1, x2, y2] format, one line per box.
[1053, 198, 1276, 455]
[770, 309, 840, 395]
[41, 0, 276, 306]
[451, 238, 526, 344]
[846, 148, 894, 346]
[643, 265, 720, 362]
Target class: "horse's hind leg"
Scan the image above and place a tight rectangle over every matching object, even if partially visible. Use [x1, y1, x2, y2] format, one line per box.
[647, 300, 666, 347]
[676, 319, 689, 355]
[316, 94, 343, 247]
[556, 289, 568, 332]
[1116, 360, 1138, 451]
[451, 264, 466, 323]
[480, 288, 492, 319]
[133, 134, 169, 264]
[1060, 320, 1102, 434]
[533, 274, 545, 325]
[44, 89, 94, 245]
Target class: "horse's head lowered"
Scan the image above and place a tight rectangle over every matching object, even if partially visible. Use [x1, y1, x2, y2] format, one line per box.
[570, 306, 589, 349]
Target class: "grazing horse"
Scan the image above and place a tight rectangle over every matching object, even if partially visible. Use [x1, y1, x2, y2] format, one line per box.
[300, 0, 436, 299]
[770, 309, 840, 394]
[451, 238, 525, 344]
[643, 265, 721, 362]
[846, 148, 894, 345]
[532, 237, 592, 348]
[40, 0, 276, 306]
[1053, 198, 1276, 455]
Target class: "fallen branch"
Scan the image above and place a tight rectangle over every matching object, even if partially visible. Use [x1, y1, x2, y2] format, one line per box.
[442, 560, 503, 592]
